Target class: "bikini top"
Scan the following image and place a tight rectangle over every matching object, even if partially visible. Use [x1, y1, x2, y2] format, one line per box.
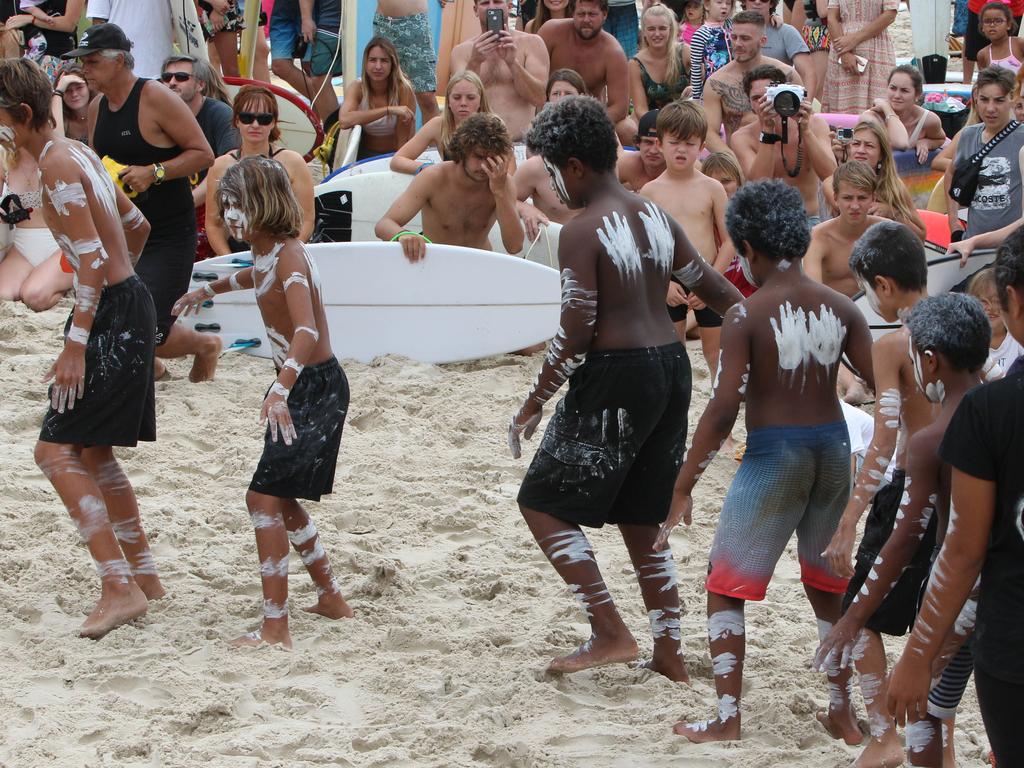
[360, 82, 399, 138]
[1, 182, 42, 212]
[991, 53, 1022, 74]
[229, 146, 286, 161]
[635, 50, 690, 109]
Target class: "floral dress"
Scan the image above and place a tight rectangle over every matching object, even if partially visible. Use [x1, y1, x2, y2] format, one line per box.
[823, 0, 898, 114]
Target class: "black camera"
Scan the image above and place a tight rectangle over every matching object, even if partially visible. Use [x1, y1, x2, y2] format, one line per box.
[0, 193, 31, 227]
[292, 36, 308, 59]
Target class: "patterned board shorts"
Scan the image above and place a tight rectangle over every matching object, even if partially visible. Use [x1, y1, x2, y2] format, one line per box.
[373, 12, 437, 93]
[802, 22, 829, 53]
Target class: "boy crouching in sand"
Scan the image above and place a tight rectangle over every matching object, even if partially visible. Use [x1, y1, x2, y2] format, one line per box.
[175, 157, 352, 648]
[508, 96, 743, 681]
[655, 180, 875, 743]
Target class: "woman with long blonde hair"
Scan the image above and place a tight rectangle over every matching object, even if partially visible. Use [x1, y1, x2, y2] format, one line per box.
[391, 71, 491, 175]
[629, 3, 691, 116]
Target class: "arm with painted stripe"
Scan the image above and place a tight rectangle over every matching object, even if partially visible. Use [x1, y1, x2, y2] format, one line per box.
[114, 185, 150, 265]
[668, 212, 743, 315]
[172, 266, 255, 317]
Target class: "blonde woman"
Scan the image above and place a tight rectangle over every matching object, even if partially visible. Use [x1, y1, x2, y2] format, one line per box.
[391, 71, 490, 175]
[629, 4, 691, 117]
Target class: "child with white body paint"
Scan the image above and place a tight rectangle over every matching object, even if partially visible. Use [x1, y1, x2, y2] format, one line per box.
[174, 157, 352, 649]
[0, 59, 161, 639]
[508, 96, 743, 681]
[819, 221, 940, 768]
[655, 179, 875, 744]
[816, 293, 992, 768]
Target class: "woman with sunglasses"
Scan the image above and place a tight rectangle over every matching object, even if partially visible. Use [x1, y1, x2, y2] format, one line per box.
[49, 63, 93, 146]
[337, 36, 417, 161]
[205, 84, 315, 255]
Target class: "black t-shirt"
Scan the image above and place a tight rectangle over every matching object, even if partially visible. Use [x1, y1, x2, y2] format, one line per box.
[939, 368, 1024, 684]
[195, 98, 240, 161]
[24, 0, 76, 59]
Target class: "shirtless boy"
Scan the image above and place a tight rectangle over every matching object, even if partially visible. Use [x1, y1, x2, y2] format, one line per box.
[174, 157, 352, 649]
[376, 113, 525, 260]
[732, 64, 835, 224]
[538, 0, 633, 144]
[616, 109, 666, 191]
[374, 0, 441, 121]
[515, 151, 579, 241]
[509, 96, 742, 681]
[804, 161, 884, 298]
[818, 221, 935, 766]
[702, 11, 799, 156]
[816, 293, 990, 768]
[655, 179, 874, 744]
[1, 58, 159, 638]
[450, 0, 549, 141]
[639, 101, 734, 376]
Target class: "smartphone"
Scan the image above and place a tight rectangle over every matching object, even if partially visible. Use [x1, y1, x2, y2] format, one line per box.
[836, 127, 854, 142]
[485, 8, 504, 34]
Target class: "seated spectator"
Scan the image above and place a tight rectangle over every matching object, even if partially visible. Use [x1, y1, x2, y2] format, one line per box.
[391, 71, 489, 175]
[617, 108, 666, 190]
[205, 84, 315, 255]
[629, 3, 691, 117]
[525, 0, 569, 34]
[50, 62, 92, 145]
[860, 64, 946, 163]
[337, 36, 418, 161]
[968, 266, 1024, 379]
[544, 67, 587, 101]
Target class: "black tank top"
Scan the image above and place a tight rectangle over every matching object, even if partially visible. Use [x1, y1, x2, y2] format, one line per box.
[93, 78, 192, 224]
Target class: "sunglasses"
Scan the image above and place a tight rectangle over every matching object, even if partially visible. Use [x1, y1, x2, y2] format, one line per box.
[160, 71, 193, 83]
[238, 112, 274, 126]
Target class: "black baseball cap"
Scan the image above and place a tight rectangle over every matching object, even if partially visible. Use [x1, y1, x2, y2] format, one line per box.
[62, 23, 132, 59]
[637, 109, 660, 139]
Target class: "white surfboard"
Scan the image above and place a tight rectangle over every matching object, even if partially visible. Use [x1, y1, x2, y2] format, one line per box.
[313, 169, 562, 263]
[854, 244, 995, 339]
[223, 77, 324, 160]
[909, 0, 950, 60]
[330, 144, 531, 178]
[180, 243, 561, 363]
[170, 0, 208, 62]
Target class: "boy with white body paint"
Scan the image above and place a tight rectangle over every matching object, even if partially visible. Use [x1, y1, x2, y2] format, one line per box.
[509, 96, 742, 681]
[1, 59, 161, 639]
[816, 294, 991, 768]
[174, 157, 352, 649]
[820, 221, 939, 768]
[655, 179, 875, 744]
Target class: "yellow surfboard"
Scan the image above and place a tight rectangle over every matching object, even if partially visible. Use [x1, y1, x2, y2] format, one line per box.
[237, 0, 263, 78]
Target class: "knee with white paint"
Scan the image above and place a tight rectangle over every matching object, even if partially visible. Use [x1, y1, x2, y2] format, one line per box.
[92, 458, 132, 495]
[636, 549, 678, 593]
[35, 443, 89, 481]
[541, 529, 596, 567]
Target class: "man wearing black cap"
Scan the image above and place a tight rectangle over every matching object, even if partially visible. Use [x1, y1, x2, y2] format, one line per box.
[617, 109, 666, 192]
[68, 24, 219, 382]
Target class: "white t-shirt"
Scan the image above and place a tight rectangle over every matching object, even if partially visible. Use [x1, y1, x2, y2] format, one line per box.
[986, 332, 1024, 379]
[841, 400, 874, 458]
[87, 0, 173, 80]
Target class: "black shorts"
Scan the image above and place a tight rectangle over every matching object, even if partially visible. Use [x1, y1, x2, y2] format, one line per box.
[841, 470, 938, 636]
[250, 357, 349, 501]
[39, 275, 156, 447]
[965, 11, 1024, 59]
[666, 277, 723, 328]
[134, 212, 199, 347]
[517, 343, 691, 528]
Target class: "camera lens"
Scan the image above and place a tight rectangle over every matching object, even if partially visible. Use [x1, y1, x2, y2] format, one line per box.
[773, 92, 800, 118]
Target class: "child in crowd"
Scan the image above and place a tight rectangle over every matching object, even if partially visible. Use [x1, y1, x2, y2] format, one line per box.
[968, 267, 1024, 378]
[173, 157, 352, 649]
[976, 1, 1024, 75]
[689, 0, 734, 101]
[681, 0, 704, 44]
[701, 151, 756, 299]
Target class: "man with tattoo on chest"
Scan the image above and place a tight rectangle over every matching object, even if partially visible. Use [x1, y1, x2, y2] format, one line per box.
[702, 11, 800, 156]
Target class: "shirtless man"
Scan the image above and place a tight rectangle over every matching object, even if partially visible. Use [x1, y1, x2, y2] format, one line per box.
[616, 109, 666, 191]
[804, 161, 884, 298]
[732, 64, 835, 224]
[375, 113, 525, 259]
[655, 179, 874, 744]
[374, 0, 441, 121]
[450, 0, 548, 142]
[538, 0, 633, 145]
[702, 11, 800, 156]
[1, 58, 160, 638]
[509, 95, 742, 680]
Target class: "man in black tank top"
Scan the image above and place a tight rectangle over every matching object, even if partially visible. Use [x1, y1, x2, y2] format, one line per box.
[65, 24, 218, 382]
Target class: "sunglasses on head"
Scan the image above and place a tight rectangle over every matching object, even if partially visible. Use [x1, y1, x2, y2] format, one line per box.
[160, 71, 192, 83]
[238, 111, 274, 126]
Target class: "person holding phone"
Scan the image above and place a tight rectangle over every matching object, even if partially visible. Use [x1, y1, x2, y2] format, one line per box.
[449, 0, 550, 142]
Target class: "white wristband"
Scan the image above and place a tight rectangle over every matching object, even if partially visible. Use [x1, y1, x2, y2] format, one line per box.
[67, 325, 90, 345]
[201, 282, 216, 297]
[270, 381, 290, 398]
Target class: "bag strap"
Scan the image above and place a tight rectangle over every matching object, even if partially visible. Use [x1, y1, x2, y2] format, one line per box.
[969, 120, 1019, 166]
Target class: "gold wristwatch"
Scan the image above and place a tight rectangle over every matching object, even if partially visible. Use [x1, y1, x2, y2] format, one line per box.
[153, 162, 166, 185]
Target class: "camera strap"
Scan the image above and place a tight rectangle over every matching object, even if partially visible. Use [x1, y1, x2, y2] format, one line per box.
[779, 119, 804, 178]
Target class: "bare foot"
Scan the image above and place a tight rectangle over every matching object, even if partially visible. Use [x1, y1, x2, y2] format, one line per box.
[817, 708, 864, 747]
[133, 574, 166, 601]
[189, 336, 222, 383]
[632, 653, 690, 683]
[153, 358, 168, 381]
[79, 583, 148, 639]
[302, 592, 354, 619]
[842, 380, 870, 406]
[675, 715, 741, 743]
[852, 728, 905, 768]
[230, 623, 293, 649]
[547, 633, 638, 674]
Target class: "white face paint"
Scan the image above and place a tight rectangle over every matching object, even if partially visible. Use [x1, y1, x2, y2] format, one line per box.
[908, 337, 945, 403]
[223, 205, 249, 241]
[738, 254, 756, 286]
[542, 159, 571, 205]
[858, 277, 883, 317]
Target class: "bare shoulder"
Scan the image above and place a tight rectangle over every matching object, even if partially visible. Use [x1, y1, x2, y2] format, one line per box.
[876, 325, 911, 364]
[514, 29, 545, 52]
[637, 175, 664, 200]
[274, 238, 307, 269]
[275, 149, 309, 172]
[538, 18, 569, 43]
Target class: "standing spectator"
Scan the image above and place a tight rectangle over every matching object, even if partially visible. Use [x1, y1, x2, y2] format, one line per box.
[197, 0, 244, 78]
[629, 3, 691, 116]
[50, 62, 93, 145]
[87, 0, 173, 81]
[374, 0, 440, 122]
[976, 1, 1024, 76]
[741, 0, 815, 101]
[4, 0, 83, 79]
[688, 0, 734, 102]
[75, 23, 218, 381]
[964, 0, 1024, 85]
[269, 0, 341, 122]
[681, 0, 704, 44]
[790, 0, 828, 103]
[524, 0, 569, 33]
[823, 0, 897, 115]
[603, 0, 639, 58]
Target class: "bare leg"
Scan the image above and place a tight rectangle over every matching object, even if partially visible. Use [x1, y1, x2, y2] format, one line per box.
[906, 714, 944, 767]
[620, 523, 688, 683]
[810, 50, 828, 103]
[851, 629, 904, 768]
[520, 505, 638, 673]
[962, 59, 974, 85]
[675, 592, 744, 742]
[154, 324, 222, 383]
[34, 442, 148, 638]
[19, 252, 73, 312]
[806, 585, 863, 746]
[415, 91, 440, 123]
[214, 31, 241, 77]
[308, 71, 339, 123]
[232, 491, 293, 648]
[0, 247, 33, 301]
[253, 31, 271, 82]
[80, 446, 165, 601]
[271, 59, 311, 96]
[941, 715, 956, 768]
[280, 499, 353, 619]
[699, 326, 721, 378]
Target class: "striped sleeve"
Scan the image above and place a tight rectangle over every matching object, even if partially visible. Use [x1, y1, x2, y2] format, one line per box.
[690, 25, 712, 101]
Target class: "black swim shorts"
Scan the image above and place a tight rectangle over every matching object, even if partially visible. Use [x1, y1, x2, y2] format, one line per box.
[517, 343, 691, 528]
[250, 357, 349, 501]
[39, 275, 156, 447]
[666, 276, 723, 328]
[841, 469, 938, 636]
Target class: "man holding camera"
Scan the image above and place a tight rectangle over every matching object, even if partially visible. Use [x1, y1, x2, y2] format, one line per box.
[450, 0, 549, 143]
[731, 64, 836, 225]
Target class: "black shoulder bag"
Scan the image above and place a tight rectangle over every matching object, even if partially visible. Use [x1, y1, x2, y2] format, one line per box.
[950, 121, 1019, 206]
